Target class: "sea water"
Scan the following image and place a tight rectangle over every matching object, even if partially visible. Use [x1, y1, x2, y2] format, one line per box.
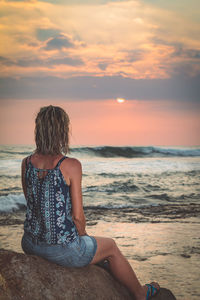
[0, 145, 200, 300]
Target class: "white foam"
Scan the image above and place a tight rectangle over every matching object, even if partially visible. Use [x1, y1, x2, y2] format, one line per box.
[0, 193, 26, 213]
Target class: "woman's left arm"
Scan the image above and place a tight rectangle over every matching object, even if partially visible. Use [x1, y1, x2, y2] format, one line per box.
[61, 158, 87, 236]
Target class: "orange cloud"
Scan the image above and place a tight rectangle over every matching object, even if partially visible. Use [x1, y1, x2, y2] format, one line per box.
[0, 0, 199, 79]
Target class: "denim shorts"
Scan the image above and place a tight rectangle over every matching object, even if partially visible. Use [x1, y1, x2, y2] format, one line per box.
[21, 233, 97, 268]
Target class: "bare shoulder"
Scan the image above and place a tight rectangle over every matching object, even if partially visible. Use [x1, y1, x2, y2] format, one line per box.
[65, 157, 82, 167]
[61, 157, 82, 174]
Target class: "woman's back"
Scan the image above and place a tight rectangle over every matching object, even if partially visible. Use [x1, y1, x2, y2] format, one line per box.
[24, 154, 79, 245]
[31, 154, 64, 170]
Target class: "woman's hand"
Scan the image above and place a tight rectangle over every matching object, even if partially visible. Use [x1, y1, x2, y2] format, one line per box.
[72, 214, 88, 236]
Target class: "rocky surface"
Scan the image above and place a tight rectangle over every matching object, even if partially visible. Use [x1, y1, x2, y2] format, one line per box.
[0, 249, 176, 300]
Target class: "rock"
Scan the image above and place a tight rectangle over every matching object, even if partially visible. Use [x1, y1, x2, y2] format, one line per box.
[0, 249, 176, 300]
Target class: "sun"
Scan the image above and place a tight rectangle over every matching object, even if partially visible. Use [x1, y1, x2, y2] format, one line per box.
[116, 98, 125, 103]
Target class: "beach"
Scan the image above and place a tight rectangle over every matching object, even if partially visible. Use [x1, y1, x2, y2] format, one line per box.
[0, 145, 200, 300]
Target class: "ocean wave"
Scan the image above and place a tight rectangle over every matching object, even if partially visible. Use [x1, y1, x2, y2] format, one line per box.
[1, 192, 199, 223]
[85, 203, 143, 210]
[0, 193, 138, 214]
[0, 175, 21, 179]
[0, 187, 22, 194]
[1, 202, 199, 226]
[104, 180, 140, 193]
[0, 150, 32, 156]
[84, 203, 200, 222]
[97, 172, 126, 178]
[1, 146, 199, 158]
[82, 179, 140, 195]
[0, 194, 26, 213]
[71, 146, 200, 158]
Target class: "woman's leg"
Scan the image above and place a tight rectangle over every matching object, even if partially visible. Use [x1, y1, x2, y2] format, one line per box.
[90, 236, 150, 300]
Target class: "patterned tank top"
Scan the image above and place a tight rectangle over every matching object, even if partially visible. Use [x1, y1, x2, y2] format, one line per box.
[24, 155, 79, 245]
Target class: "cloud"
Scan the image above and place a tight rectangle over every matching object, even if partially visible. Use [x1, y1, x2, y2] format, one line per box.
[149, 37, 200, 77]
[17, 58, 45, 67]
[49, 57, 84, 66]
[0, 56, 14, 66]
[36, 28, 60, 41]
[0, 55, 84, 68]
[4, 0, 29, 2]
[152, 38, 200, 60]
[1, 0, 199, 81]
[36, 0, 128, 4]
[98, 63, 109, 70]
[171, 46, 200, 59]
[44, 34, 75, 50]
[125, 49, 144, 63]
[0, 74, 199, 102]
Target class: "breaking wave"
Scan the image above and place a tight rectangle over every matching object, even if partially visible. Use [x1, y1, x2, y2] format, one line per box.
[71, 146, 200, 158]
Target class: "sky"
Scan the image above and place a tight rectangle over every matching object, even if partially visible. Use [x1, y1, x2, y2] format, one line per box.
[0, 0, 200, 146]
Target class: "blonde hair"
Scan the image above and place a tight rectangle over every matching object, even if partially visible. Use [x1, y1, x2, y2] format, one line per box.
[35, 105, 70, 155]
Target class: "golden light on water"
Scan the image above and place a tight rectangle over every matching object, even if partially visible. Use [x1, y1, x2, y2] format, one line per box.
[117, 98, 125, 103]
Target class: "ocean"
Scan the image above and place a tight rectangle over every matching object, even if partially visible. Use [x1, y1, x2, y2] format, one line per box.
[0, 145, 200, 300]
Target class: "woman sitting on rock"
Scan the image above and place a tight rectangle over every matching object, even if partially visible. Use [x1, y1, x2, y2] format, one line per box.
[21, 105, 160, 300]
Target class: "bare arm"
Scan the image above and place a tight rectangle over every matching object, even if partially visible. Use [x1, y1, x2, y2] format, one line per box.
[65, 158, 87, 236]
[21, 157, 27, 200]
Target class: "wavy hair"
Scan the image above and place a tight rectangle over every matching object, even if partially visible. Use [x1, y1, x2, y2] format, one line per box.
[35, 105, 70, 155]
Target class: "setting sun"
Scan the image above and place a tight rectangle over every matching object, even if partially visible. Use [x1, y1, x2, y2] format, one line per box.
[117, 98, 125, 103]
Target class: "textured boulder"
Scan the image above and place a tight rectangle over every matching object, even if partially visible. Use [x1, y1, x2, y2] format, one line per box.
[0, 249, 176, 300]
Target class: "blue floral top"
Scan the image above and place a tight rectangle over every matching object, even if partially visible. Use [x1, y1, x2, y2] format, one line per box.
[24, 156, 79, 245]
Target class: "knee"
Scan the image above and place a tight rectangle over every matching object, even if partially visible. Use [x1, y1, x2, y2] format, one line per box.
[109, 238, 118, 252]
[106, 238, 121, 260]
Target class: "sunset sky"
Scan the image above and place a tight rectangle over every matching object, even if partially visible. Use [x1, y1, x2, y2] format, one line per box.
[0, 0, 199, 146]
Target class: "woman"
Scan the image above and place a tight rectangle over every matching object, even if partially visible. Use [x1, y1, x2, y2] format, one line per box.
[21, 105, 160, 300]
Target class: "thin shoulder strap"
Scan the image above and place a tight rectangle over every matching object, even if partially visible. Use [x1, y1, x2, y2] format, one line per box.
[55, 156, 67, 168]
[24, 155, 32, 185]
